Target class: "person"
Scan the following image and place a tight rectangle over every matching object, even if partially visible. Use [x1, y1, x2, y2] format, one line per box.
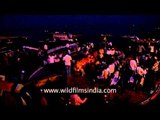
[152, 56, 160, 81]
[47, 54, 55, 64]
[135, 66, 148, 91]
[138, 44, 145, 55]
[74, 61, 85, 77]
[110, 71, 120, 86]
[43, 43, 48, 51]
[63, 53, 72, 77]
[69, 94, 87, 106]
[0, 62, 6, 97]
[0, 75, 5, 96]
[130, 59, 137, 72]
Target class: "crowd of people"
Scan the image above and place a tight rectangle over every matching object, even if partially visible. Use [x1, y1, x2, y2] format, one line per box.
[0, 36, 160, 111]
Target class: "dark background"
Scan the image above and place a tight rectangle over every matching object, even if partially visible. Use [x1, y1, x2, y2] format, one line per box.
[1, 0, 160, 14]
[0, 0, 160, 115]
[1, 15, 160, 34]
[1, 0, 160, 39]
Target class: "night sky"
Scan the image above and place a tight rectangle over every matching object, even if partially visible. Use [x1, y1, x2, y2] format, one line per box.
[1, 15, 160, 38]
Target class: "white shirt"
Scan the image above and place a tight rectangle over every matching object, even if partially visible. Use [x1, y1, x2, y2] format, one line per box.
[108, 63, 115, 74]
[130, 60, 137, 71]
[48, 55, 55, 64]
[106, 49, 115, 55]
[63, 54, 72, 66]
[150, 46, 154, 53]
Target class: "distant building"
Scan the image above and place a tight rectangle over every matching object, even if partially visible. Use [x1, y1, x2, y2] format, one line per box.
[53, 32, 73, 41]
